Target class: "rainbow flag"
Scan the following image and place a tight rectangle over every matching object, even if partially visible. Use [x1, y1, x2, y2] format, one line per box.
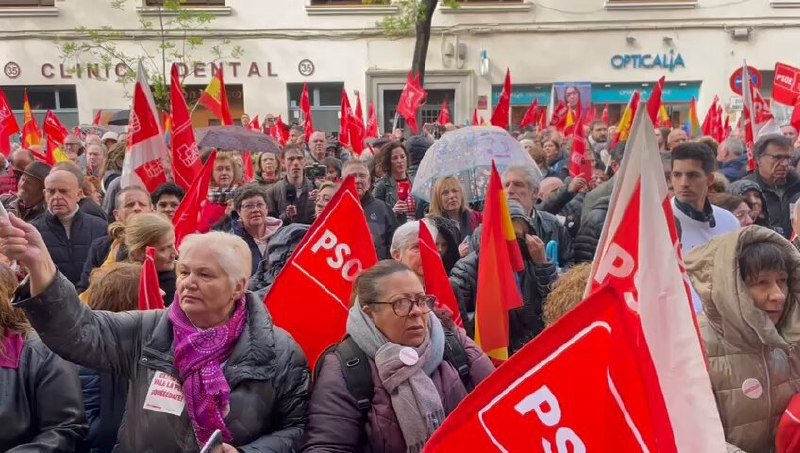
[474, 162, 524, 362]
[686, 97, 701, 137]
[22, 90, 42, 148]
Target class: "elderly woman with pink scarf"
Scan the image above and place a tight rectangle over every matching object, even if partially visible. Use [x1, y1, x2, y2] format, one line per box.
[0, 213, 310, 452]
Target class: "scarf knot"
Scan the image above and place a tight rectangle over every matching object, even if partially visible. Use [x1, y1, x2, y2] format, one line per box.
[169, 295, 248, 445]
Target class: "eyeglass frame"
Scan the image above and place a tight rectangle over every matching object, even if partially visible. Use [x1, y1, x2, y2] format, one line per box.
[763, 153, 793, 164]
[367, 294, 437, 317]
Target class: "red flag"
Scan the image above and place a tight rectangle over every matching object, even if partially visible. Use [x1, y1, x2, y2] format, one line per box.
[397, 72, 428, 134]
[589, 103, 597, 123]
[268, 116, 290, 146]
[170, 64, 202, 191]
[265, 176, 378, 370]
[419, 221, 463, 328]
[646, 76, 665, 125]
[585, 105, 726, 450]
[426, 285, 679, 452]
[43, 110, 69, 146]
[339, 89, 352, 147]
[437, 99, 451, 125]
[537, 107, 547, 131]
[121, 62, 169, 193]
[791, 96, 800, 136]
[22, 90, 42, 148]
[701, 96, 720, 137]
[243, 151, 255, 183]
[366, 101, 379, 139]
[610, 91, 641, 149]
[490, 69, 512, 130]
[173, 151, 217, 247]
[138, 247, 165, 311]
[301, 83, 314, 143]
[198, 67, 233, 126]
[474, 162, 524, 362]
[354, 92, 364, 123]
[0, 88, 19, 158]
[569, 109, 593, 181]
[472, 109, 480, 126]
[519, 99, 539, 129]
[347, 113, 366, 157]
[722, 114, 732, 142]
[93, 110, 103, 126]
[249, 115, 260, 132]
[549, 101, 568, 130]
[601, 103, 610, 125]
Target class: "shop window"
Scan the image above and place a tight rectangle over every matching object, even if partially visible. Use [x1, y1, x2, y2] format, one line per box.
[0, 0, 54, 5]
[144, 0, 225, 5]
[3, 85, 78, 129]
[287, 82, 345, 136]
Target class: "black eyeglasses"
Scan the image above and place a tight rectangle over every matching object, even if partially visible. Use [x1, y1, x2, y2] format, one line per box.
[368, 294, 436, 317]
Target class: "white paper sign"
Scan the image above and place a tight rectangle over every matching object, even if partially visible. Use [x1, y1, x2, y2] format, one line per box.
[143, 371, 186, 416]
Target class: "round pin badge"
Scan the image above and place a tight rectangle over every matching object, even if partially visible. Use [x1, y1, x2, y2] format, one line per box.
[742, 378, 763, 400]
[399, 347, 419, 366]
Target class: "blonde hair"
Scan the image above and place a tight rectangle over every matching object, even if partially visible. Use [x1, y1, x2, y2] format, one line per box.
[213, 152, 244, 187]
[180, 232, 252, 285]
[0, 264, 26, 359]
[543, 263, 592, 327]
[87, 262, 141, 312]
[428, 176, 467, 217]
[124, 213, 174, 259]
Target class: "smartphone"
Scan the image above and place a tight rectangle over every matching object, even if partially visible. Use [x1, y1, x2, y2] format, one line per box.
[199, 429, 223, 453]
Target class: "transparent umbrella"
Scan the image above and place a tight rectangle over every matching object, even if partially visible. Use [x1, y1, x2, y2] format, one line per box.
[412, 126, 541, 202]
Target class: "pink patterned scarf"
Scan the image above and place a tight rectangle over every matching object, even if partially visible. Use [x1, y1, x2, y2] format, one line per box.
[0, 329, 24, 369]
[169, 296, 248, 444]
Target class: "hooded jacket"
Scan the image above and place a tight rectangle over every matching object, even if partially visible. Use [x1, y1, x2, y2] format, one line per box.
[685, 226, 800, 452]
[742, 171, 800, 239]
[729, 179, 771, 229]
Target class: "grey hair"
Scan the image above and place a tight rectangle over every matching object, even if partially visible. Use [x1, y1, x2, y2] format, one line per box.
[754, 134, 792, 159]
[503, 165, 542, 191]
[390, 220, 438, 255]
[722, 137, 746, 158]
[179, 232, 252, 285]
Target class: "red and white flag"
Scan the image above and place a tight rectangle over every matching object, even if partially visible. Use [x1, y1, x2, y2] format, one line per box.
[170, 64, 202, 190]
[265, 176, 378, 371]
[585, 104, 726, 451]
[121, 62, 169, 193]
[366, 101, 380, 139]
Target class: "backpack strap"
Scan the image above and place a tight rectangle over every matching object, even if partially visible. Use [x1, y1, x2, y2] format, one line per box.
[334, 337, 374, 414]
[442, 329, 472, 391]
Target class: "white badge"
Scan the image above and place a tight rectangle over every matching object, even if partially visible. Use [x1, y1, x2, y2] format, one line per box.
[742, 378, 763, 400]
[143, 371, 186, 416]
[399, 347, 419, 366]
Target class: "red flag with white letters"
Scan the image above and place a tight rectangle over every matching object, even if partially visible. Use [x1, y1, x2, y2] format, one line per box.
[170, 64, 202, 190]
[265, 176, 378, 371]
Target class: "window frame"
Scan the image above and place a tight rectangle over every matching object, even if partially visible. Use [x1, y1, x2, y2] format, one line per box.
[604, 0, 697, 10]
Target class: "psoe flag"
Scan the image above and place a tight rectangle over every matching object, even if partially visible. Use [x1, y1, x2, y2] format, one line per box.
[424, 285, 672, 452]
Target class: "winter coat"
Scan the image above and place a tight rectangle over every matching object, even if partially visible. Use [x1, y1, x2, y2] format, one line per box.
[742, 171, 800, 239]
[545, 156, 569, 180]
[0, 194, 46, 222]
[32, 210, 108, 285]
[79, 198, 108, 222]
[573, 195, 610, 264]
[266, 177, 316, 225]
[249, 223, 310, 300]
[581, 176, 614, 221]
[719, 154, 749, 183]
[101, 176, 122, 220]
[449, 226, 559, 352]
[301, 328, 494, 452]
[685, 227, 800, 452]
[362, 193, 398, 260]
[0, 167, 17, 195]
[373, 175, 418, 224]
[15, 273, 311, 452]
[0, 332, 88, 452]
[79, 366, 127, 452]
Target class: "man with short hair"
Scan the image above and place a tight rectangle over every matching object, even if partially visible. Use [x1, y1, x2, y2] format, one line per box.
[288, 125, 305, 146]
[342, 159, 397, 259]
[781, 124, 798, 144]
[671, 142, 739, 252]
[743, 134, 800, 238]
[667, 128, 689, 151]
[717, 137, 749, 182]
[32, 169, 108, 285]
[587, 120, 608, 155]
[63, 135, 83, 164]
[85, 144, 106, 177]
[1, 161, 50, 222]
[308, 131, 327, 162]
[76, 186, 153, 292]
[151, 182, 185, 220]
[266, 145, 315, 224]
[52, 162, 106, 221]
[502, 165, 573, 267]
[10, 149, 33, 174]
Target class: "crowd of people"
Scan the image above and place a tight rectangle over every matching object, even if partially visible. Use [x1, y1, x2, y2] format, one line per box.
[2, 112, 800, 452]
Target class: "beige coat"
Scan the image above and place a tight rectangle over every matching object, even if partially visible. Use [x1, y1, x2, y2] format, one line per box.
[686, 226, 800, 452]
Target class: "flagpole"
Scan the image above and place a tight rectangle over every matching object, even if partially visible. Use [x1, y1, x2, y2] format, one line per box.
[392, 111, 399, 134]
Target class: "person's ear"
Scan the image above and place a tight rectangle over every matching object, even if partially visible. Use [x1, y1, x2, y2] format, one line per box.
[391, 249, 401, 261]
[362, 303, 375, 319]
[707, 172, 716, 188]
[233, 278, 247, 300]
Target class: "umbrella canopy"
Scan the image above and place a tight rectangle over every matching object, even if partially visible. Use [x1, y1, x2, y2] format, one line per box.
[412, 126, 541, 202]
[107, 109, 130, 126]
[197, 126, 282, 154]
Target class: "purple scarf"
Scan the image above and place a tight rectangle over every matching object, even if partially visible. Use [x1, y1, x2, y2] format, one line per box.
[0, 330, 24, 369]
[169, 296, 248, 445]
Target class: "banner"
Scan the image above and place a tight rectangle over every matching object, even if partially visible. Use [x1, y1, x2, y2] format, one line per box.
[773, 62, 800, 106]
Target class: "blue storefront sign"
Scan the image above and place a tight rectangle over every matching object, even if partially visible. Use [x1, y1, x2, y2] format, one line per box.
[610, 50, 686, 72]
[492, 84, 552, 106]
[591, 82, 701, 104]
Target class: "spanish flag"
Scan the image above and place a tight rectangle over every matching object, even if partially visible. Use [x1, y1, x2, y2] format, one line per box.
[474, 162, 524, 362]
[22, 90, 42, 148]
[611, 91, 641, 148]
[45, 138, 71, 166]
[198, 69, 233, 126]
[657, 104, 671, 127]
[564, 106, 576, 136]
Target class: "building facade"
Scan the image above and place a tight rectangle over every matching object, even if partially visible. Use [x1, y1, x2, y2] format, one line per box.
[1, 0, 799, 132]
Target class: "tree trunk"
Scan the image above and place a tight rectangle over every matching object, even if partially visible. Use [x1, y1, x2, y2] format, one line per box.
[411, 0, 437, 87]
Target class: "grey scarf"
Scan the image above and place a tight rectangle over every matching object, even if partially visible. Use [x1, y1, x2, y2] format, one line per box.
[347, 302, 445, 452]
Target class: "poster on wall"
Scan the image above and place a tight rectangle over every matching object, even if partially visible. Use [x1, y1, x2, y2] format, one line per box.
[553, 82, 592, 117]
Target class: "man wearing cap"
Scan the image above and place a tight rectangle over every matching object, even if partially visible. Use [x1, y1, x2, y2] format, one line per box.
[101, 131, 118, 150]
[31, 168, 108, 285]
[0, 161, 50, 222]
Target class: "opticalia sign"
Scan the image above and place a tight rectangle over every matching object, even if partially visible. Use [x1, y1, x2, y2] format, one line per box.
[611, 50, 686, 72]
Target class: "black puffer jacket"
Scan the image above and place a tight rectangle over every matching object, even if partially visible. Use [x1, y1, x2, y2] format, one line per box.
[361, 194, 398, 260]
[249, 223, 310, 300]
[449, 226, 558, 353]
[32, 210, 108, 285]
[16, 273, 310, 453]
[79, 366, 127, 453]
[573, 195, 610, 264]
[0, 332, 88, 452]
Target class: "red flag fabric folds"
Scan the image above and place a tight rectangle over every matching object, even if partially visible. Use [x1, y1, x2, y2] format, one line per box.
[265, 176, 378, 371]
[437, 99, 451, 125]
[519, 99, 539, 129]
[339, 90, 352, 147]
[43, 110, 69, 146]
[646, 76, 665, 125]
[22, 90, 42, 148]
[301, 83, 314, 143]
[243, 151, 255, 183]
[0, 88, 19, 157]
[170, 64, 202, 190]
[490, 69, 512, 130]
[173, 151, 217, 247]
[419, 221, 463, 327]
[138, 247, 165, 311]
[93, 109, 103, 126]
[569, 109, 593, 181]
[549, 102, 568, 130]
[397, 72, 428, 134]
[366, 101, 379, 139]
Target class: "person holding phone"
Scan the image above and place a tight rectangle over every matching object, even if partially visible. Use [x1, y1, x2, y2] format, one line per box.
[374, 141, 417, 223]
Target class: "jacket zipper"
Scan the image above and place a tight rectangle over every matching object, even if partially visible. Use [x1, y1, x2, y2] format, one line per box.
[761, 347, 772, 424]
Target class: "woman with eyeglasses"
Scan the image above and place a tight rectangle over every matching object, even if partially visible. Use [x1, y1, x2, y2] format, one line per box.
[303, 260, 494, 452]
